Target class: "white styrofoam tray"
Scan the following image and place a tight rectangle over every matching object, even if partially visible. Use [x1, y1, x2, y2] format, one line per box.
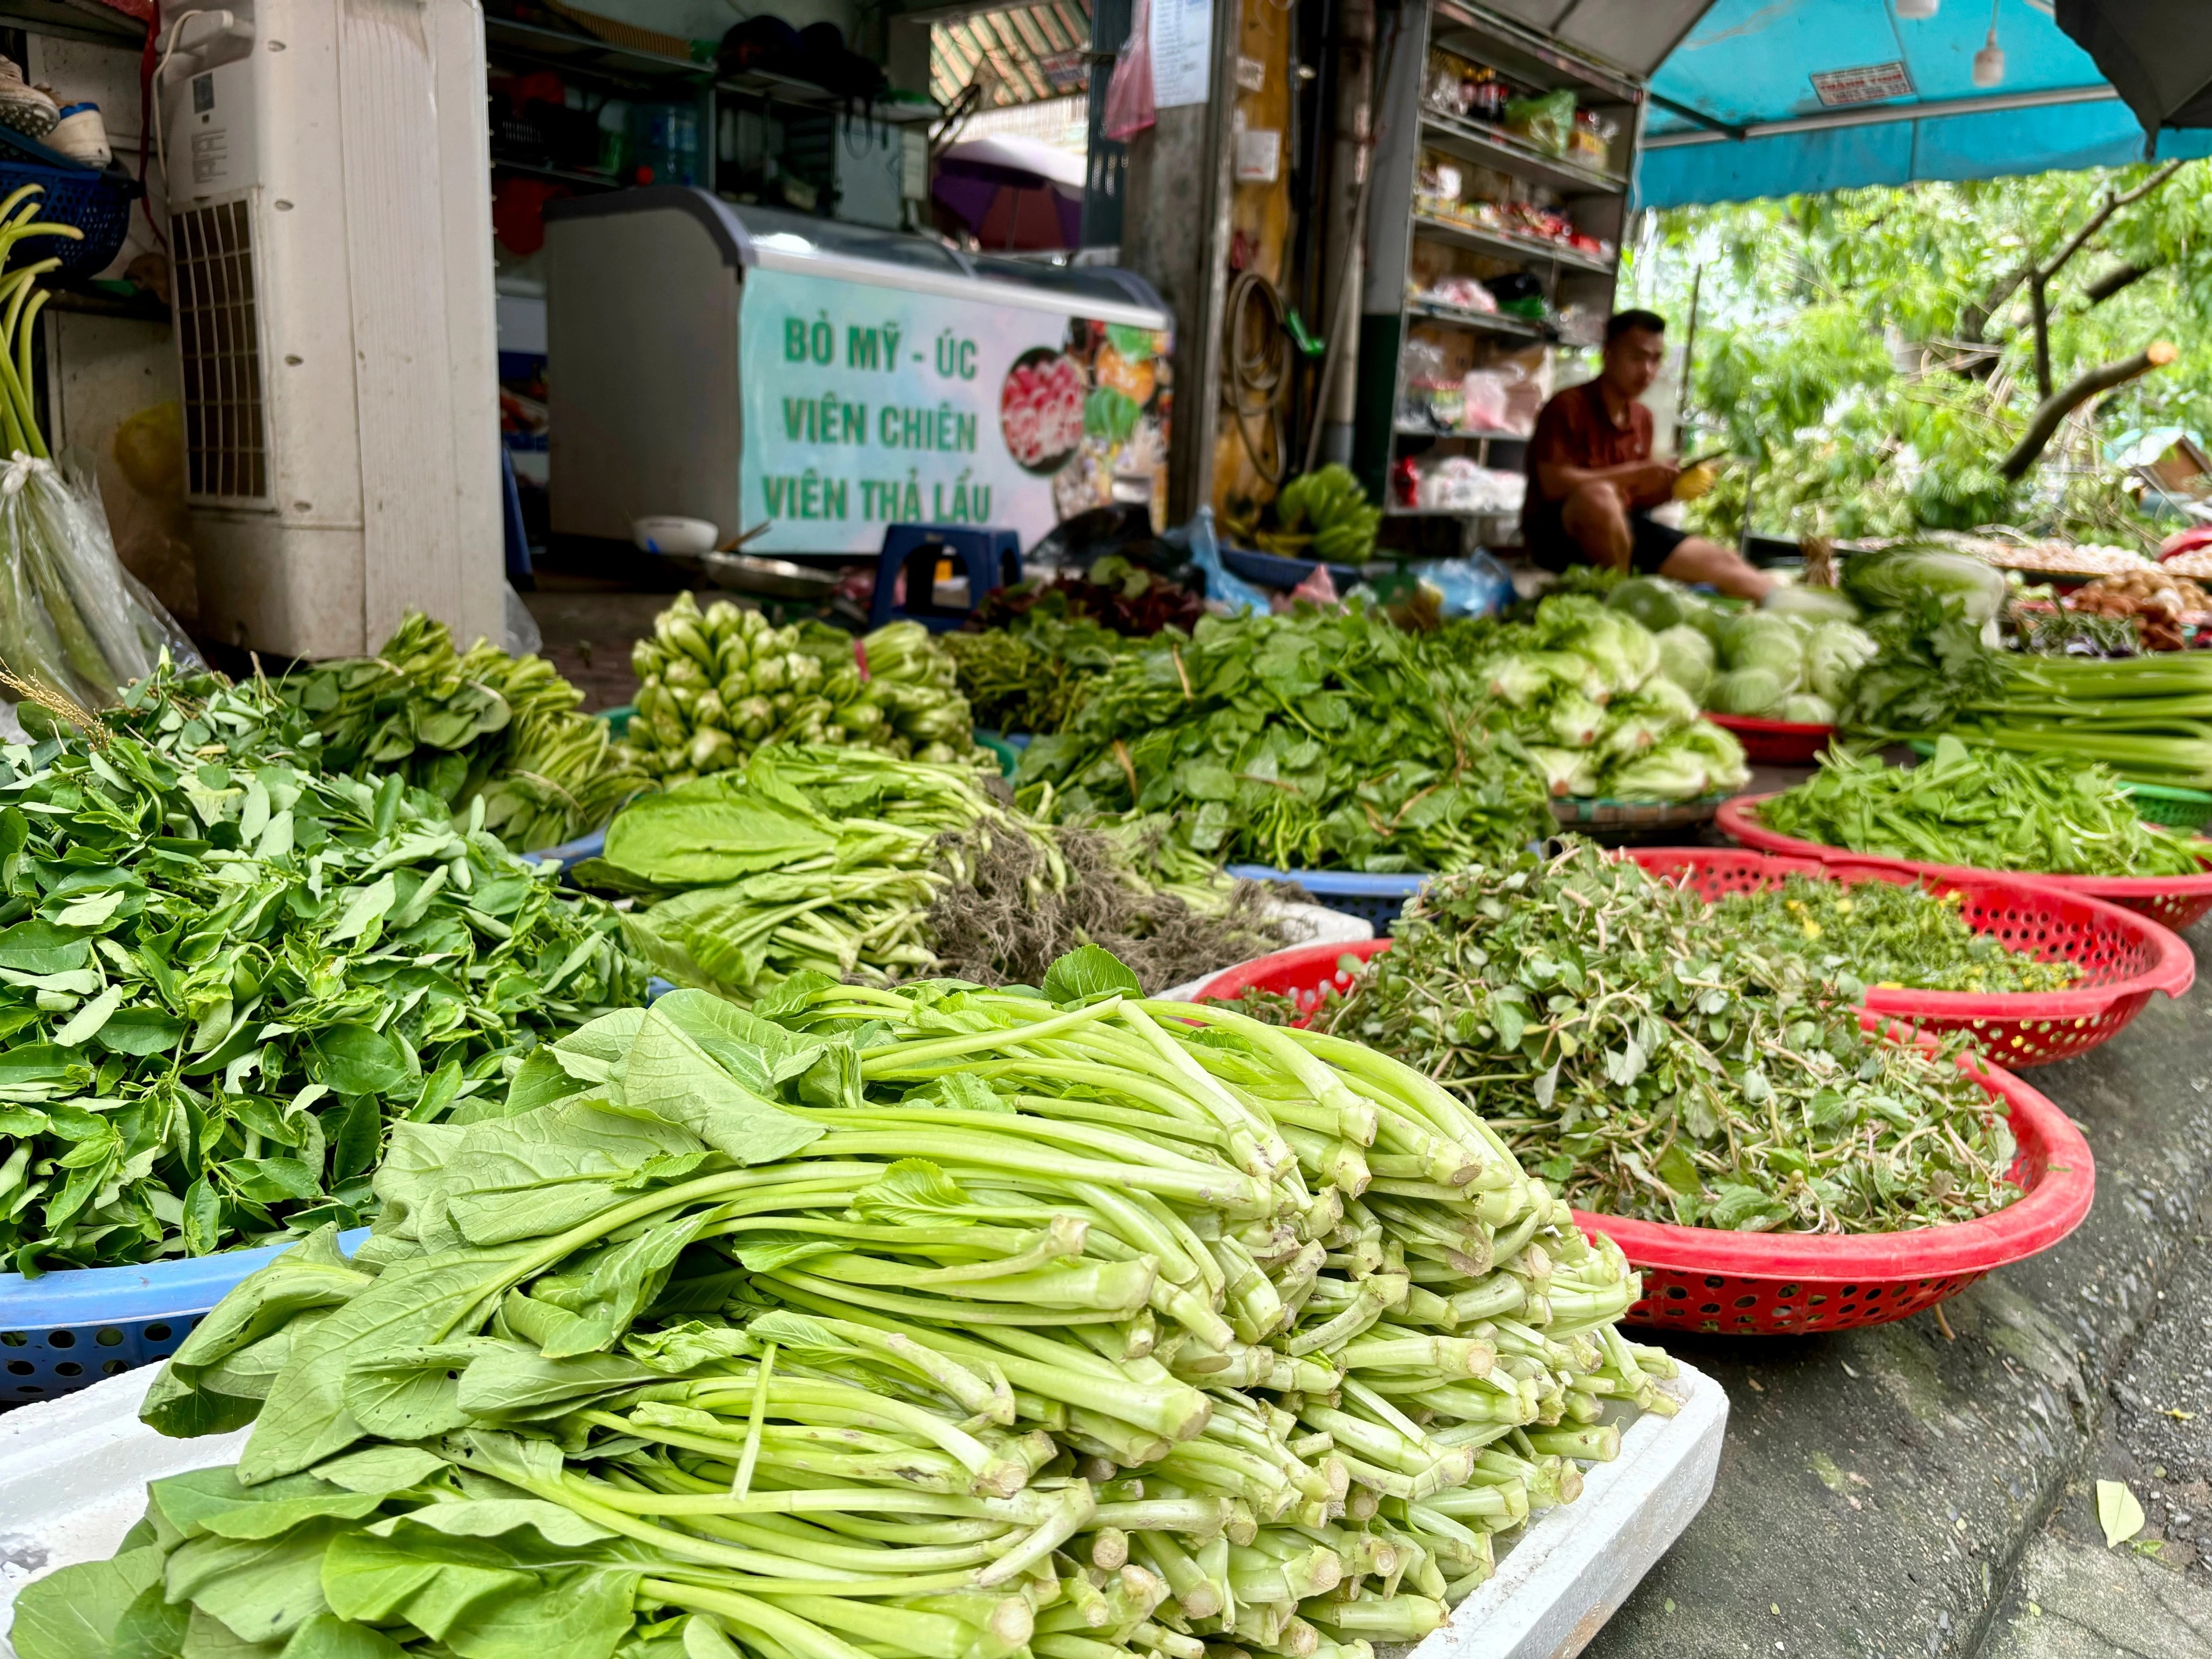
[0, 1360, 1724, 1659]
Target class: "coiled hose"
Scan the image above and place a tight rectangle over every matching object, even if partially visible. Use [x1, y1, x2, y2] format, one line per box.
[1223, 267, 1291, 488]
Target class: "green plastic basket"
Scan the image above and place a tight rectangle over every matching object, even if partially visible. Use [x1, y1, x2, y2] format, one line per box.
[598, 704, 635, 738]
[974, 730, 1022, 779]
[2123, 781, 2212, 832]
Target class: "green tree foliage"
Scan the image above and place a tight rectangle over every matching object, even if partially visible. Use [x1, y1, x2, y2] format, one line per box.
[1624, 162, 2212, 544]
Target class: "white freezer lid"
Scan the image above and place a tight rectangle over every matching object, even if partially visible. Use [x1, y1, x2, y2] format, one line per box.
[542, 190, 1172, 330]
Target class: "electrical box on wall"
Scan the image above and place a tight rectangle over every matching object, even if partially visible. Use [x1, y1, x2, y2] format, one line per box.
[156, 0, 503, 659]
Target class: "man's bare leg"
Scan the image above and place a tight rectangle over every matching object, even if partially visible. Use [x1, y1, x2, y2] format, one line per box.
[1658, 535, 1775, 603]
[1560, 482, 1634, 572]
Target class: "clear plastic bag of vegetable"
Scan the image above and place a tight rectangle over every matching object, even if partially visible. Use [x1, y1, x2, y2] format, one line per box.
[0, 450, 200, 707]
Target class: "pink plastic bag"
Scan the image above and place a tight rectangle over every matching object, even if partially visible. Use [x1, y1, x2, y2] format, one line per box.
[1103, 0, 1157, 141]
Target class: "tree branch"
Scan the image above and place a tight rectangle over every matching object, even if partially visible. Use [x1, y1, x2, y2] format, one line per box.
[1999, 341, 2179, 480]
[2034, 159, 2184, 289]
[2083, 260, 2157, 306]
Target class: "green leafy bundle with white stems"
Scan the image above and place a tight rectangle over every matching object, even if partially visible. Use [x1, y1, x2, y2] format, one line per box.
[620, 599, 983, 786]
[15, 949, 1675, 1659]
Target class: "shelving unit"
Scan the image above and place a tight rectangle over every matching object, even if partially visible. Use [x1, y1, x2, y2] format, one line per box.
[1353, 0, 1645, 549]
[483, 9, 936, 218]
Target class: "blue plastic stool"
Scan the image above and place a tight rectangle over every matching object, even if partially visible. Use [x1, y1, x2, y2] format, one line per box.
[868, 524, 1021, 631]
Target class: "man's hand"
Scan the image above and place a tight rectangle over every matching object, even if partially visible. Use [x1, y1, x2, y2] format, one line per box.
[1623, 460, 1680, 507]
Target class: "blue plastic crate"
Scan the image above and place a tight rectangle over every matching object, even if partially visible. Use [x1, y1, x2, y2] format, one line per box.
[0, 1227, 370, 1406]
[530, 826, 608, 867]
[1226, 865, 1428, 930]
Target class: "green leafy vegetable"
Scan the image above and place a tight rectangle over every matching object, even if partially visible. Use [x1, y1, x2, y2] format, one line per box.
[1757, 736, 2205, 876]
[1255, 841, 2021, 1233]
[0, 664, 645, 1270]
[67, 949, 1669, 1659]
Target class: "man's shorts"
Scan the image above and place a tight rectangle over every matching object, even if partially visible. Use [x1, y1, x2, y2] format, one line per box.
[1527, 509, 1687, 576]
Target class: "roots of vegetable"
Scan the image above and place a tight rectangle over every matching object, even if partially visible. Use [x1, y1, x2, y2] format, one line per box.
[927, 824, 1289, 994]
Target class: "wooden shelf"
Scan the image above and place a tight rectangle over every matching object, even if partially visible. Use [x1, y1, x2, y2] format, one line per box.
[1411, 213, 1615, 274]
[1418, 111, 1624, 195]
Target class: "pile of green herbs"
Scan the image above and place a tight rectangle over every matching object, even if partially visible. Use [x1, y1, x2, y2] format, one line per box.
[1017, 605, 1553, 872]
[945, 613, 1137, 735]
[1757, 735, 2204, 876]
[0, 665, 645, 1270]
[24, 948, 1670, 1659]
[1708, 874, 2081, 995]
[284, 612, 646, 853]
[579, 746, 1287, 1001]
[1254, 842, 2020, 1234]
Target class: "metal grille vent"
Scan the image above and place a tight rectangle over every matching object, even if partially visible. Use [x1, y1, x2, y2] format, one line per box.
[172, 199, 268, 503]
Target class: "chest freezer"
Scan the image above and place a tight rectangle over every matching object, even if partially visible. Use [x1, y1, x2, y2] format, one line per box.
[544, 191, 1173, 557]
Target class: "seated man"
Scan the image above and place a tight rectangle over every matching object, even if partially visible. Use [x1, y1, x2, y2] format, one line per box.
[1522, 309, 1773, 602]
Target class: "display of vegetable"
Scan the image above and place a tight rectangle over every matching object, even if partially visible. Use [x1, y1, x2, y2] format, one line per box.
[619, 599, 984, 785]
[1840, 543, 2008, 628]
[1709, 874, 2081, 996]
[581, 746, 1287, 1001]
[0, 191, 199, 711]
[285, 613, 648, 852]
[29, 952, 1673, 1659]
[1259, 465, 1384, 565]
[1257, 842, 2021, 1233]
[1846, 596, 2212, 789]
[1474, 596, 1750, 802]
[0, 665, 645, 1271]
[945, 612, 1136, 734]
[1754, 736, 2206, 876]
[1019, 605, 1554, 872]
[974, 560, 1210, 639]
[1607, 577, 1877, 725]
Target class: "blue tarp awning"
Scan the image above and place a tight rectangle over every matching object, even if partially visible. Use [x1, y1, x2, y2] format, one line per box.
[1637, 0, 2212, 208]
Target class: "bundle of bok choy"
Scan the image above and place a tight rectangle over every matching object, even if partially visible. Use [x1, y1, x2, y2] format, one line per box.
[24, 948, 1669, 1659]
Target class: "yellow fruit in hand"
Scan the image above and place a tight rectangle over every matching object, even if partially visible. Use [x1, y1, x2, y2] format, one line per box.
[1673, 463, 1717, 502]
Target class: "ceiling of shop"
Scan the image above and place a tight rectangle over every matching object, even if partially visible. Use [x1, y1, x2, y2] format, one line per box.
[930, 0, 1096, 107]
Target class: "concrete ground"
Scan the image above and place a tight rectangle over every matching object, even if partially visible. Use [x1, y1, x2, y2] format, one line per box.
[1582, 927, 2212, 1659]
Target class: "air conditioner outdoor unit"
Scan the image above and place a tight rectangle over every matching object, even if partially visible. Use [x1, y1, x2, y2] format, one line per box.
[155, 0, 503, 659]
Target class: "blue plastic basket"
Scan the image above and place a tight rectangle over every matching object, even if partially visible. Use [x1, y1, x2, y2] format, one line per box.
[1225, 865, 1429, 930]
[531, 826, 608, 867]
[0, 1227, 370, 1406]
[0, 159, 136, 282]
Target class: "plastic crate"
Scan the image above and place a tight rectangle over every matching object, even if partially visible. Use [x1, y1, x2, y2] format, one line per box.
[0, 159, 135, 282]
[0, 1228, 370, 1406]
[1623, 847, 2193, 1067]
[1196, 939, 2096, 1335]
[2123, 780, 2212, 833]
[1224, 865, 1428, 930]
[1717, 793, 2212, 931]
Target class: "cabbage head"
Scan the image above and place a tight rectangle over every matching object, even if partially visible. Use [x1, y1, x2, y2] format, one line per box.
[1526, 744, 1599, 798]
[1720, 614, 1804, 690]
[1709, 666, 1786, 717]
[1604, 737, 1711, 802]
[1841, 545, 2007, 625]
[1761, 584, 1861, 625]
[1781, 693, 1838, 725]
[1483, 653, 1558, 708]
[1607, 576, 1685, 634]
[1654, 625, 1715, 702]
[1547, 689, 1606, 748]
[1676, 718, 1750, 792]
[1805, 621, 1879, 705]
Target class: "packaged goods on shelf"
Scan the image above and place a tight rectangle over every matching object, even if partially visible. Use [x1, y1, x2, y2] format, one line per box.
[1403, 453, 1527, 514]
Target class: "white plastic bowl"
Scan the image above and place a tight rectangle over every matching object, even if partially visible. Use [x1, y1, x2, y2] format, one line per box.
[632, 515, 719, 555]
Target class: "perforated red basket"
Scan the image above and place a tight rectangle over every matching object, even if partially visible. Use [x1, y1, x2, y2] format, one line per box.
[1621, 847, 2193, 1066]
[1704, 713, 1836, 766]
[1195, 938, 2096, 1335]
[1716, 793, 2212, 931]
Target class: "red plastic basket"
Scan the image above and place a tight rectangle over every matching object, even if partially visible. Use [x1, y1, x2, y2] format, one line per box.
[1716, 793, 2212, 932]
[1704, 713, 1837, 766]
[1620, 848, 2193, 1066]
[1195, 938, 2096, 1335]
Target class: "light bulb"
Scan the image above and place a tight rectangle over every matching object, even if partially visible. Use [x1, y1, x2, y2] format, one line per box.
[1894, 0, 1938, 18]
[1973, 28, 2005, 86]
